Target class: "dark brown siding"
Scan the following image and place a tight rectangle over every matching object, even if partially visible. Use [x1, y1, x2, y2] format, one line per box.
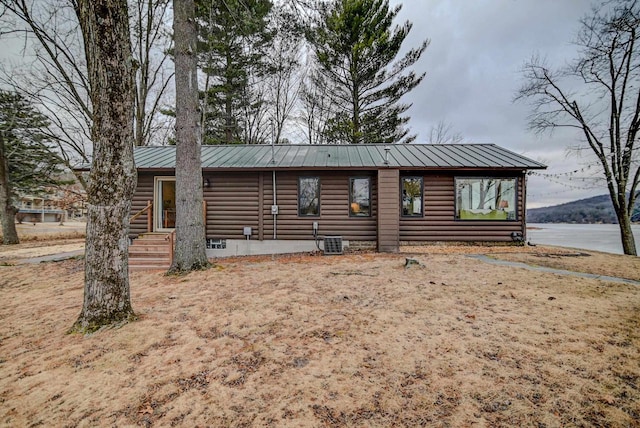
[399, 172, 526, 242]
[203, 172, 260, 239]
[261, 171, 378, 241]
[377, 169, 400, 252]
[130, 173, 155, 238]
[131, 169, 528, 244]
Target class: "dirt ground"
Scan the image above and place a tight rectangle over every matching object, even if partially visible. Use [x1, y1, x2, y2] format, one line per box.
[0, 243, 639, 427]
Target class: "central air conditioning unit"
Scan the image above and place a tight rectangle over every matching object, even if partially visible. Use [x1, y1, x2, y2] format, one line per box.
[323, 236, 343, 255]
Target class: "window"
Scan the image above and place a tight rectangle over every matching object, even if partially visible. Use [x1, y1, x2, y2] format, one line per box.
[401, 177, 423, 216]
[349, 177, 371, 217]
[456, 177, 517, 221]
[299, 177, 320, 216]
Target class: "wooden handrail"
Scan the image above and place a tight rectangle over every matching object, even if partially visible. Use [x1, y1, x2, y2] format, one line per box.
[131, 200, 152, 222]
[130, 200, 153, 233]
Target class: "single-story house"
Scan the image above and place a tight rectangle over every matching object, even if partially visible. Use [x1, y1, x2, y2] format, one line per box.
[130, 144, 546, 256]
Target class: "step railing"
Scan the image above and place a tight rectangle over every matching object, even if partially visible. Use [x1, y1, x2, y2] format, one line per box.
[130, 200, 153, 233]
[129, 200, 206, 234]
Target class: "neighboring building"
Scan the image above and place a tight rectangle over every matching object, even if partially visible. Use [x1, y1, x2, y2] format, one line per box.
[16, 185, 87, 224]
[129, 144, 546, 256]
[16, 195, 67, 223]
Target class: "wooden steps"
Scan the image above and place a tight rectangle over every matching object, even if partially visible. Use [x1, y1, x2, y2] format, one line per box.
[129, 232, 173, 271]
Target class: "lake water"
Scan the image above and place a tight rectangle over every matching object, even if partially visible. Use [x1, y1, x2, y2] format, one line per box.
[527, 223, 640, 255]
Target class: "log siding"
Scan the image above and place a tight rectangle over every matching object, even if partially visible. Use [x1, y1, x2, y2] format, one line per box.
[262, 171, 378, 241]
[399, 172, 526, 242]
[131, 171, 378, 241]
[131, 169, 528, 247]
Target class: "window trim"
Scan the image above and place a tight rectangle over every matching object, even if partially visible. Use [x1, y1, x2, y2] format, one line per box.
[349, 176, 372, 218]
[400, 176, 424, 218]
[454, 176, 519, 222]
[298, 176, 321, 217]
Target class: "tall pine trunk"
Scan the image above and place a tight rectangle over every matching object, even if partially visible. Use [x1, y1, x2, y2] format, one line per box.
[170, 0, 209, 273]
[0, 135, 19, 245]
[71, 0, 137, 333]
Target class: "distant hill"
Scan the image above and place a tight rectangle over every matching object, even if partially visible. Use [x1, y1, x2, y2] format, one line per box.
[527, 194, 640, 224]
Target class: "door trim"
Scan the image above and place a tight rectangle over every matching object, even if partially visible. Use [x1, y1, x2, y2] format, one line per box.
[154, 176, 176, 232]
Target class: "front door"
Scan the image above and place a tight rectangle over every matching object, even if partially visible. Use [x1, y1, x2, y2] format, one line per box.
[154, 177, 176, 231]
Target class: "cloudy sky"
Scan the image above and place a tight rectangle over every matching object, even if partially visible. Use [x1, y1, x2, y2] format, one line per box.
[388, 0, 603, 208]
[0, 1, 611, 209]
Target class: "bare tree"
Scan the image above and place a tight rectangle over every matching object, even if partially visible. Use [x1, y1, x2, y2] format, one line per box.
[0, 0, 173, 168]
[516, 0, 640, 255]
[265, 5, 304, 144]
[70, 0, 137, 333]
[241, 77, 270, 144]
[0, 0, 92, 181]
[300, 68, 333, 145]
[170, 0, 208, 273]
[131, 0, 174, 146]
[428, 120, 463, 145]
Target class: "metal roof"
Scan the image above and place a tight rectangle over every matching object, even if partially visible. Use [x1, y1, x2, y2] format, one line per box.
[134, 144, 547, 170]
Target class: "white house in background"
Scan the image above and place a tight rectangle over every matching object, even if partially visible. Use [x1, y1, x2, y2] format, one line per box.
[16, 189, 87, 224]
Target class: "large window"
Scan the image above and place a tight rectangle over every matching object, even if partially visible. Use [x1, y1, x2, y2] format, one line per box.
[456, 177, 517, 221]
[298, 177, 320, 216]
[349, 177, 371, 217]
[401, 177, 423, 217]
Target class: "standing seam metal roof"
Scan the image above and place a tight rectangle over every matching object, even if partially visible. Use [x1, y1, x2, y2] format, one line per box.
[133, 144, 547, 170]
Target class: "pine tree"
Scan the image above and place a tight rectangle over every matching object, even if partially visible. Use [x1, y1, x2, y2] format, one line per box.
[197, 0, 273, 144]
[308, 0, 428, 144]
[0, 91, 64, 244]
[170, 0, 209, 273]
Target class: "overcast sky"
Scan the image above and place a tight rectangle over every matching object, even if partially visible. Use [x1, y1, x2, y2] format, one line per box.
[389, 0, 604, 208]
[0, 1, 610, 209]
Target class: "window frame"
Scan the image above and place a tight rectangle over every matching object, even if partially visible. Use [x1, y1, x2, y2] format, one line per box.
[298, 176, 321, 217]
[400, 176, 424, 218]
[349, 176, 372, 217]
[454, 176, 518, 222]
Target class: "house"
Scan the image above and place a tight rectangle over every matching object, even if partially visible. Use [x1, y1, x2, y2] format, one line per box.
[17, 195, 68, 224]
[16, 184, 87, 224]
[129, 144, 546, 256]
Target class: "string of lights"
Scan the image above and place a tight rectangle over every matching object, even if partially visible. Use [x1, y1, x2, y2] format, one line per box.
[528, 164, 598, 178]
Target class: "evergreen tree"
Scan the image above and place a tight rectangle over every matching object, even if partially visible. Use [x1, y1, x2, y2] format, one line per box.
[197, 0, 273, 144]
[0, 91, 64, 244]
[308, 0, 428, 144]
[170, 0, 209, 273]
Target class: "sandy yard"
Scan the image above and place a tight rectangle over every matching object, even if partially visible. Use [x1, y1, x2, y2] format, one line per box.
[0, 243, 639, 427]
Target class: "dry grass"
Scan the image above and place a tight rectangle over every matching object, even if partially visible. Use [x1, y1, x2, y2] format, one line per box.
[0, 248, 639, 427]
[489, 248, 640, 282]
[0, 221, 85, 244]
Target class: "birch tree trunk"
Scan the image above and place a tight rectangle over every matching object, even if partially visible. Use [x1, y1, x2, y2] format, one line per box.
[0, 135, 19, 245]
[71, 0, 137, 333]
[170, 0, 209, 273]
